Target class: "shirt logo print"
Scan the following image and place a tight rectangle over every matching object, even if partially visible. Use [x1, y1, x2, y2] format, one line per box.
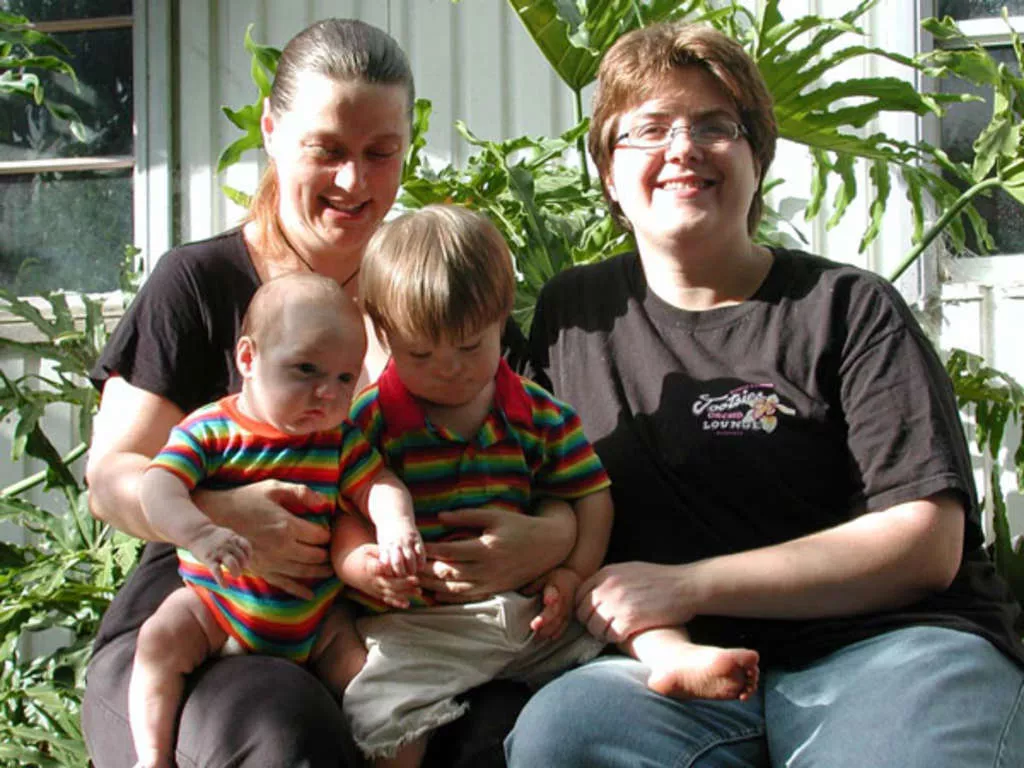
[691, 384, 796, 435]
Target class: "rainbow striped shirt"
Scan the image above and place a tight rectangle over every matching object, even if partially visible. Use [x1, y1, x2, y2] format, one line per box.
[347, 359, 611, 611]
[150, 394, 383, 662]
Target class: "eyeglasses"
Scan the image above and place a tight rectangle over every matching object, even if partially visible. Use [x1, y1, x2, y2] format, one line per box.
[614, 117, 747, 150]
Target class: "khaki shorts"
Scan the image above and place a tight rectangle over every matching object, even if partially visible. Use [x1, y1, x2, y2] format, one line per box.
[343, 591, 604, 758]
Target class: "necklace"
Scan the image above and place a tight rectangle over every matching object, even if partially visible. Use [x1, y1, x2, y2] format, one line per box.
[273, 216, 361, 289]
[340, 266, 361, 288]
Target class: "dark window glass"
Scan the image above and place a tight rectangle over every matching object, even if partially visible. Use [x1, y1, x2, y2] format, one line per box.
[0, 0, 131, 22]
[0, 27, 133, 161]
[938, 1, 1024, 19]
[0, 170, 133, 294]
[940, 45, 1024, 255]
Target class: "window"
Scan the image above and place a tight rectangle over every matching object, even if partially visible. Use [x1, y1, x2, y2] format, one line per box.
[935, 0, 1024, 256]
[0, 0, 134, 295]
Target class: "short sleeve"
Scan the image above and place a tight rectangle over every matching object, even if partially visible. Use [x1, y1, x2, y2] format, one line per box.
[532, 390, 611, 501]
[149, 424, 210, 491]
[337, 420, 385, 500]
[90, 232, 258, 413]
[838, 279, 979, 537]
[348, 385, 387, 447]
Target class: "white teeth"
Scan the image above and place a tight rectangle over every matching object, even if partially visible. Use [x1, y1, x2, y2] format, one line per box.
[325, 200, 365, 212]
[662, 179, 710, 190]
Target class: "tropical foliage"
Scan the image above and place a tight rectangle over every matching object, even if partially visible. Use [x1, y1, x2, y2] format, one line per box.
[891, 9, 1024, 279]
[2, 13, 142, 761]
[0, 8, 85, 141]
[0, 283, 143, 768]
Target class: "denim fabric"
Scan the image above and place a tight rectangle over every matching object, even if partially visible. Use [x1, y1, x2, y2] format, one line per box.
[505, 627, 1024, 767]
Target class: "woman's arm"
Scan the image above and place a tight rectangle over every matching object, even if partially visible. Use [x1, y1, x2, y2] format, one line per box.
[577, 492, 965, 643]
[86, 376, 333, 597]
[86, 376, 185, 540]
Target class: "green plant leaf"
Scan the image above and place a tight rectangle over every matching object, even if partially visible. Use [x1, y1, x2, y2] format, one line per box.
[244, 23, 280, 99]
[221, 185, 253, 209]
[507, 0, 706, 94]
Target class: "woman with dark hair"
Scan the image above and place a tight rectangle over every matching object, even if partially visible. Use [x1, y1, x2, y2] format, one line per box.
[507, 21, 1024, 767]
[83, 19, 574, 768]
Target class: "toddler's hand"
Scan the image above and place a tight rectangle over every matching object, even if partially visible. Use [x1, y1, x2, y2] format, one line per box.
[346, 544, 423, 609]
[187, 524, 252, 588]
[376, 520, 427, 578]
[529, 567, 580, 641]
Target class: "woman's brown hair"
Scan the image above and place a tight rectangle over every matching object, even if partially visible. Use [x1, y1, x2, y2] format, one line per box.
[588, 22, 777, 235]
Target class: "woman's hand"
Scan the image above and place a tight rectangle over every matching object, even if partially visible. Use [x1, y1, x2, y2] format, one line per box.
[419, 505, 576, 602]
[576, 562, 695, 643]
[196, 480, 334, 599]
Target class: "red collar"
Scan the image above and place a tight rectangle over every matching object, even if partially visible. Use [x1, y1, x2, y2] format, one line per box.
[377, 357, 533, 435]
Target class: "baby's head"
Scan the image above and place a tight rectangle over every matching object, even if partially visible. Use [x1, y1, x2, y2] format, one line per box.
[236, 272, 366, 434]
[360, 204, 515, 408]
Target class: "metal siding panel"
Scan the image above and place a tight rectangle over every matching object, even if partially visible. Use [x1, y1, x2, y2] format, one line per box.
[507, 4, 568, 139]
[457, 1, 507, 144]
[405, 0, 458, 164]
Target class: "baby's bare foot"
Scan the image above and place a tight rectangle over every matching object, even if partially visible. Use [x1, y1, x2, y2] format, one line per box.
[646, 645, 760, 701]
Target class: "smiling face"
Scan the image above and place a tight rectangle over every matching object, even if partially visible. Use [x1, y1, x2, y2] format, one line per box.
[237, 297, 367, 435]
[386, 320, 504, 410]
[605, 66, 760, 253]
[261, 74, 409, 264]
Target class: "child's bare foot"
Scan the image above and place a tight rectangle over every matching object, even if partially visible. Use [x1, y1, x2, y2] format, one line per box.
[628, 627, 760, 701]
[647, 644, 759, 701]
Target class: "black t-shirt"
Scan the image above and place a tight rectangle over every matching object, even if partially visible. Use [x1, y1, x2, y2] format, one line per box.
[91, 228, 259, 412]
[89, 228, 532, 651]
[529, 248, 1024, 668]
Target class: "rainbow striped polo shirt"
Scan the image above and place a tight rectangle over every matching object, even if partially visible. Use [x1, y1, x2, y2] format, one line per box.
[150, 394, 383, 662]
[346, 358, 611, 610]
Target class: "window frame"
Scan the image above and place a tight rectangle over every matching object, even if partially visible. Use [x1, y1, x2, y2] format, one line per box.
[0, 1, 172, 332]
[923, 5, 1024, 271]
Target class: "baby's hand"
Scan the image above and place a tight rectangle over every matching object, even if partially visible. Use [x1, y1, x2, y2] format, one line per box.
[346, 544, 422, 609]
[376, 519, 427, 578]
[528, 567, 580, 641]
[187, 524, 252, 588]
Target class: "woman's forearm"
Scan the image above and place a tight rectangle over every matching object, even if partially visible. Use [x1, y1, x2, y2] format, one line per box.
[578, 494, 966, 643]
[690, 495, 965, 620]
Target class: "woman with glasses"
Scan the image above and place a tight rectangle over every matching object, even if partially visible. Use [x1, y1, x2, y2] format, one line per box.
[507, 21, 1024, 767]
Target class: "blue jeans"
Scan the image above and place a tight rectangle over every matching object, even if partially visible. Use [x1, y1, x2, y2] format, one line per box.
[505, 626, 1024, 767]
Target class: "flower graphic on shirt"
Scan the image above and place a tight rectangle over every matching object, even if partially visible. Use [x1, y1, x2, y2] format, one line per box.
[749, 394, 793, 433]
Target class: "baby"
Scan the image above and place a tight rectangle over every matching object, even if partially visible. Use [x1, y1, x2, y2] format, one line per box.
[128, 273, 423, 768]
[334, 205, 758, 768]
